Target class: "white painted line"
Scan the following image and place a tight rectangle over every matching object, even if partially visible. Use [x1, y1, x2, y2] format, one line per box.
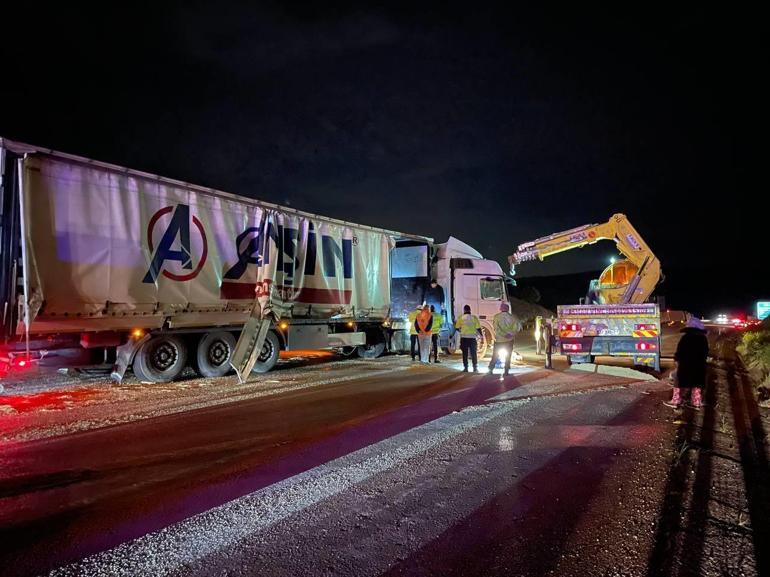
[49, 396, 531, 577]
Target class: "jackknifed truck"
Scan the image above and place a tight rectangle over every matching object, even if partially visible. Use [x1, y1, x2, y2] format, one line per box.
[1, 137, 509, 382]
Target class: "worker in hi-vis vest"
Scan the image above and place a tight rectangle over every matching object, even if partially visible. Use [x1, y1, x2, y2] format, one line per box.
[534, 315, 544, 355]
[454, 304, 482, 372]
[430, 305, 442, 364]
[414, 305, 434, 364]
[488, 302, 520, 376]
[408, 305, 422, 361]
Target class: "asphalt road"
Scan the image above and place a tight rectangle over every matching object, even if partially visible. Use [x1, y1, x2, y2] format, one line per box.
[2, 341, 762, 577]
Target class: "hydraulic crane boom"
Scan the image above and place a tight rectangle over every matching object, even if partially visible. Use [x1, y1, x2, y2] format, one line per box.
[508, 213, 661, 304]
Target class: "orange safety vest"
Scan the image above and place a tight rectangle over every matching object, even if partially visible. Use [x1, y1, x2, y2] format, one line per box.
[416, 309, 433, 335]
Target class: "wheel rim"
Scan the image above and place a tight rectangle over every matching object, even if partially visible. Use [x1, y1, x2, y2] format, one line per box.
[258, 337, 275, 362]
[477, 328, 490, 358]
[151, 341, 178, 371]
[207, 339, 231, 367]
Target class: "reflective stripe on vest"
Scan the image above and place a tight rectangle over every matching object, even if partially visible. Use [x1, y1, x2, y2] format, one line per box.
[455, 314, 480, 337]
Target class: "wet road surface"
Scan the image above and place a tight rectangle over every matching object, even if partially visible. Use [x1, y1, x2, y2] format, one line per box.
[1, 349, 761, 576]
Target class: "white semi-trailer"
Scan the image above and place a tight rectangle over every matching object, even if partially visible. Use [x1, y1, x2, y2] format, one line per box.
[0, 138, 508, 382]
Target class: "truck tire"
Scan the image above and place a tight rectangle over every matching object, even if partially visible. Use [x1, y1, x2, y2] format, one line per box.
[442, 347, 457, 355]
[357, 342, 386, 359]
[477, 326, 492, 359]
[251, 331, 280, 374]
[133, 335, 188, 383]
[192, 331, 236, 378]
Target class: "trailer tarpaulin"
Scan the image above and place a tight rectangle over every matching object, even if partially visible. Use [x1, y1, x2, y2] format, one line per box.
[20, 155, 393, 331]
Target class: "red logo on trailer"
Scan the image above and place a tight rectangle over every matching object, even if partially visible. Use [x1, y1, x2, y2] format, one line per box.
[143, 205, 208, 283]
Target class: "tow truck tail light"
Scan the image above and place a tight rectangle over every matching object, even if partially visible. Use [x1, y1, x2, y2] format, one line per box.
[635, 324, 656, 331]
[563, 343, 582, 351]
[635, 342, 657, 351]
[561, 323, 581, 332]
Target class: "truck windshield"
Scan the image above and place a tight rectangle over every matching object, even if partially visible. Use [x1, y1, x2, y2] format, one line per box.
[480, 277, 504, 301]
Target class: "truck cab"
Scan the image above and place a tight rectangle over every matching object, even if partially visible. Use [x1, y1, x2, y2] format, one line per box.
[434, 237, 507, 357]
[388, 237, 507, 358]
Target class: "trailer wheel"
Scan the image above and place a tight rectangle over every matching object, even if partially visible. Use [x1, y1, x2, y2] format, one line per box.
[251, 331, 280, 374]
[133, 335, 188, 383]
[442, 347, 457, 355]
[357, 342, 386, 359]
[192, 331, 236, 378]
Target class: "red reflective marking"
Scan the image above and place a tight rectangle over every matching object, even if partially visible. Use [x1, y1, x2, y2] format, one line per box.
[635, 342, 657, 351]
[220, 282, 352, 304]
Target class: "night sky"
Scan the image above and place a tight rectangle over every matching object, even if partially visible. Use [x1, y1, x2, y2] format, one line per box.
[0, 4, 763, 316]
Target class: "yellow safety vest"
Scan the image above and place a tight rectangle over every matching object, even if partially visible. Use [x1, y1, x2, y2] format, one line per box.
[408, 310, 419, 335]
[493, 312, 518, 343]
[534, 316, 543, 341]
[455, 314, 481, 337]
[432, 312, 443, 335]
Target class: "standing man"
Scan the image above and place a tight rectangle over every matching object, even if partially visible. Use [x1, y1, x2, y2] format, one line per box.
[430, 305, 442, 363]
[423, 279, 446, 317]
[488, 302, 519, 376]
[534, 315, 545, 355]
[455, 304, 482, 372]
[415, 305, 434, 364]
[408, 305, 421, 361]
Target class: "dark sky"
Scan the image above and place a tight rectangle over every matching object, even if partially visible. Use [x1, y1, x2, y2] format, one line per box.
[0, 3, 764, 314]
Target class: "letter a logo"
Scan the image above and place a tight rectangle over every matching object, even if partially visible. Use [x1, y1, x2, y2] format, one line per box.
[143, 204, 208, 283]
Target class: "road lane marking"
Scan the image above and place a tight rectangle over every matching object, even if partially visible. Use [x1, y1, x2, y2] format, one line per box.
[49, 397, 531, 577]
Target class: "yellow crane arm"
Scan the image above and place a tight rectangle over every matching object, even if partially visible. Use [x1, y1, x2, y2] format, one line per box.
[508, 213, 661, 304]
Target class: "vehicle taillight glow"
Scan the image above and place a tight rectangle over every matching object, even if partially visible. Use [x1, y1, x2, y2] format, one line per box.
[561, 324, 580, 332]
[8, 356, 34, 371]
[635, 324, 656, 331]
[563, 343, 582, 351]
[635, 342, 657, 351]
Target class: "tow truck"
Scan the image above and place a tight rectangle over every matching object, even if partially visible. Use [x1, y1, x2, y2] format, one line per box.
[509, 214, 663, 371]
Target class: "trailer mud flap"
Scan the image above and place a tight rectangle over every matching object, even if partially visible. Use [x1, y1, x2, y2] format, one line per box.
[230, 304, 271, 383]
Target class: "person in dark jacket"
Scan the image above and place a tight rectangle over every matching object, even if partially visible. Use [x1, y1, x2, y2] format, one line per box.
[665, 317, 709, 408]
[423, 279, 445, 314]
